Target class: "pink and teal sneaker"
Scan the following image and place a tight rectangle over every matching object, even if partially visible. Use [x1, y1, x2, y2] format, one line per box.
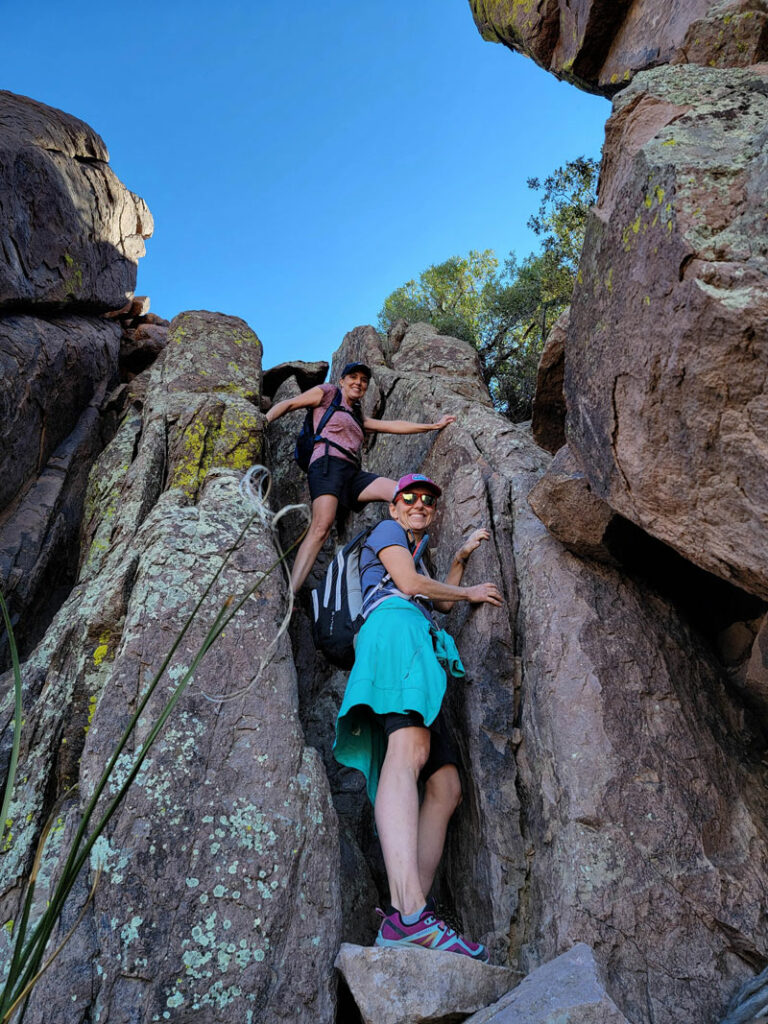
[375, 904, 490, 963]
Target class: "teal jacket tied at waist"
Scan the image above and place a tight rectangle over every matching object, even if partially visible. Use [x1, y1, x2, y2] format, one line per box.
[333, 597, 465, 805]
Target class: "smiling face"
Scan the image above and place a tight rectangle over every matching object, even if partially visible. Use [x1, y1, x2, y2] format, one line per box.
[389, 489, 437, 539]
[339, 370, 369, 405]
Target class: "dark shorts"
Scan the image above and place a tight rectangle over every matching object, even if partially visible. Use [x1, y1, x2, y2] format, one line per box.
[379, 709, 459, 785]
[307, 454, 379, 512]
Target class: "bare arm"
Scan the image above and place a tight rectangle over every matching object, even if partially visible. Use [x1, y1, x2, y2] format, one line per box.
[377, 541, 502, 610]
[265, 385, 325, 424]
[363, 413, 456, 434]
[433, 528, 492, 612]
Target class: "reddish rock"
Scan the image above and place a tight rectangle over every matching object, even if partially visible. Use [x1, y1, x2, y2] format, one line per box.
[566, 64, 768, 600]
[744, 615, 768, 710]
[119, 321, 169, 376]
[531, 307, 569, 454]
[527, 445, 621, 566]
[468, 0, 768, 95]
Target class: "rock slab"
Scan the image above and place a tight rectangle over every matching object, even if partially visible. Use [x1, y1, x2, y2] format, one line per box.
[335, 942, 520, 1024]
[465, 943, 630, 1023]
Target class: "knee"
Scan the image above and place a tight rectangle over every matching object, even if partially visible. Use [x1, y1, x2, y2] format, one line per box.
[388, 728, 431, 777]
[308, 514, 334, 541]
[425, 766, 462, 815]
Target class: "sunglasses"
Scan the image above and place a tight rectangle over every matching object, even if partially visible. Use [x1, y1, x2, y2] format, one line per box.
[397, 491, 437, 507]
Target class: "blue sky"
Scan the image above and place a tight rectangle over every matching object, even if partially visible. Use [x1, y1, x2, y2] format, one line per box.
[5, 2, 609, 369]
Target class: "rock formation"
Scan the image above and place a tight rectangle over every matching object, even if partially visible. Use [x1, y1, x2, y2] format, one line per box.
[4, 2, 768, 1016]
[0, 91, 154, 665]
[466, 5, 768, 1022]
[468, 0, 768, 96]
[566, 63, 768, 601]
[0, 311, 340, 1024]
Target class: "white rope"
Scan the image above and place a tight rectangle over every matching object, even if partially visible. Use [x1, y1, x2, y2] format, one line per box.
[197, 465, 310, 703]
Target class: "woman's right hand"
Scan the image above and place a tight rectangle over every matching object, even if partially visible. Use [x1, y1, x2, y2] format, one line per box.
[465, 582, 503, 606]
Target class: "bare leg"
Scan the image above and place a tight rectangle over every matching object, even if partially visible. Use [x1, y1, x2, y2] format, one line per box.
[290, 493, 338, 593]
[356, 476, 398, 504]
[374, 726, 431, 915]
[417, 765, 462, 897]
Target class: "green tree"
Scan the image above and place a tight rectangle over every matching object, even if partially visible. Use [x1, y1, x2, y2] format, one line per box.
[378, 249, 499, 346]
[378, 157, 599, 421]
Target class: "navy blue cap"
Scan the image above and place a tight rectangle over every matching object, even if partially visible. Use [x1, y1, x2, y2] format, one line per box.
[340, 361, 371, 379]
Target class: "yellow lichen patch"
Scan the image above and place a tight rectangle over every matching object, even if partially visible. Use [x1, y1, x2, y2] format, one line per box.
[170, 404, 263, 499]
[605, 268, 613, 293]
[93, 629, 113, 667]
[662, 139, 676, 147]
[632, 215, 642, 235]
[84, 694, 99, 735]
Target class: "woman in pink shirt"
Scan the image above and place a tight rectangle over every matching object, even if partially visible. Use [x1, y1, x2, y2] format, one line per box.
[265, 362, 455, 592]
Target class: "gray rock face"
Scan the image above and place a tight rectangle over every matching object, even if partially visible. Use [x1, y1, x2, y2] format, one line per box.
[0, 311, 341, 1023]
[0, 315, 120, 658]
[0, 91, 152, 312]
[335, 943, 520, 1024]
[566, 64, 768, 601]
[0, 315, 119, 514]
[466, 943, 630, 1024]
[468, 0, 768, 96]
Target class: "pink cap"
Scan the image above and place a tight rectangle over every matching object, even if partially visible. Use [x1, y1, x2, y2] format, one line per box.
[392, 473, 442, 501]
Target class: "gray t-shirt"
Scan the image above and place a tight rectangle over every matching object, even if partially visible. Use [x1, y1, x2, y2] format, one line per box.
[360, 521, 434, 624]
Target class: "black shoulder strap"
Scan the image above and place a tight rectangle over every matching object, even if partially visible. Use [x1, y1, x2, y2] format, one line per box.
[313, 388, 342, 439]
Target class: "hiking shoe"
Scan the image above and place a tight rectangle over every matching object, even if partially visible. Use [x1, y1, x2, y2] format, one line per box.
[375, 905, 490, 962]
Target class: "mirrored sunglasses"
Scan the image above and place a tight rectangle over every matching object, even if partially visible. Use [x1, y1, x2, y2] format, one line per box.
[397, 491, 437, 507]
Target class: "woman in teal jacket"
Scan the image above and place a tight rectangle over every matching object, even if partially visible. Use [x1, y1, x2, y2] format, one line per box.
[334, 473, 503, 961]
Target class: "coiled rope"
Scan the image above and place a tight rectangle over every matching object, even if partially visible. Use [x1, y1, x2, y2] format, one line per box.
[196, 465, 310, 703]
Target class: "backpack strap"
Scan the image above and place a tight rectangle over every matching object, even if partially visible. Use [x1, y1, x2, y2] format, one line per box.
[361, 528, 431, 619]
[313, 388, 363, 466]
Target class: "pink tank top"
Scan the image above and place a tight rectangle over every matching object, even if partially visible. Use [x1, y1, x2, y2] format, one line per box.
[308, 384, 365, 466]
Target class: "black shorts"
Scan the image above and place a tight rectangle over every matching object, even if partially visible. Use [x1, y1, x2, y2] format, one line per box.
[307, 455, 379, 512]
[379, 709, 459, 785]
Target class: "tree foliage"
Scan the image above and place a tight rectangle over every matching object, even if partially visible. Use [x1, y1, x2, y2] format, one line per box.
[378, 157, 599, 421]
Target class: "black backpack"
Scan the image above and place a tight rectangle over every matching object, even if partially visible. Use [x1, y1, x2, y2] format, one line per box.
[309, 527, 428, 669]
[294, 388, 364, 472]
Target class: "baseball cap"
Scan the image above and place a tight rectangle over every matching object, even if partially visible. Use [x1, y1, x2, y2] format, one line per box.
[340, 361, 371, 379]
[392, 473, 442, 502]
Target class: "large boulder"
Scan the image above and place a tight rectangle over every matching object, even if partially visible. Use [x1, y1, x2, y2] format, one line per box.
[0, 90, 152, 311]
[0, 311, 342, 1023]
[466, 944, 630, 1024]
[468, 0, 768, 96]
[565, 64, 768, 601]
[335, 943, 520, 1024]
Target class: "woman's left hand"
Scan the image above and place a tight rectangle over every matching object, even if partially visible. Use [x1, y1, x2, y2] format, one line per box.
[432, 414, 457, 430]
[456, 528, 490, 563]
